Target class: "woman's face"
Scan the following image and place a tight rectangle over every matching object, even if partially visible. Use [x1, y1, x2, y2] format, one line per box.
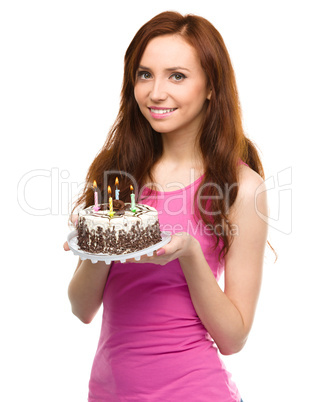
[134, 34, 211, 137]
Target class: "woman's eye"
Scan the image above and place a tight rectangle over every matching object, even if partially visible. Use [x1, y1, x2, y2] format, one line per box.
[137, 71, 152, 79]
[171, 73, 186, 81]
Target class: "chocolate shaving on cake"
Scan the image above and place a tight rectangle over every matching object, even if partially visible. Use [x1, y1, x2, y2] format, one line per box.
[113, 199, 125, 210]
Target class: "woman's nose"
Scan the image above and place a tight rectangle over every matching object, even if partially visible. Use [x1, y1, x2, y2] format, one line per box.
[149, 79, 168, 102]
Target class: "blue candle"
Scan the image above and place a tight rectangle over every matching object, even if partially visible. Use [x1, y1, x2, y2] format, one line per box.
[115, 177, 120, 200]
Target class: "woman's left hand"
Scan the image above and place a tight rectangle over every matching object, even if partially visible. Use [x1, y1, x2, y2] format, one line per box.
[125, 232, 200, 265]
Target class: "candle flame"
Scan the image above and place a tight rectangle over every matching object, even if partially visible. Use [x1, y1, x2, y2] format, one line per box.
[108, 185, 112, 195]
[115, 177, 119, 186]
[93, 180, 97, 189]
[130, 185, 133, 191]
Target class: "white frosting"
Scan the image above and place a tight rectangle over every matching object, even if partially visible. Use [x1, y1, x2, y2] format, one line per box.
[79, 203, 159, 237]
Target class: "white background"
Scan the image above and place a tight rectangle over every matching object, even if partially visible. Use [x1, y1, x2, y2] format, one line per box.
[1, 1, 308, 401]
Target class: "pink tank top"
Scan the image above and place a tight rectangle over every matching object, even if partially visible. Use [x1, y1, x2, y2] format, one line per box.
[88, 175, 241, 401]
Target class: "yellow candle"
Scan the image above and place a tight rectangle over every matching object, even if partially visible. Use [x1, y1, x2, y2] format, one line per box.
[108, 186, 114, 217]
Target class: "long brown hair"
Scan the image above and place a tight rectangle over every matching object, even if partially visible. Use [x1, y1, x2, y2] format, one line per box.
[73, 11, 268, 259]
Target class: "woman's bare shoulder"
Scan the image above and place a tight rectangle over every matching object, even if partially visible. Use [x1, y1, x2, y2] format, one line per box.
[237, 164, 266, 200]
[229, 164, 267, 221]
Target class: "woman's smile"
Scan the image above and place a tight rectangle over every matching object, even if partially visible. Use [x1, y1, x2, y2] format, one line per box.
[148, 106, 178, 119]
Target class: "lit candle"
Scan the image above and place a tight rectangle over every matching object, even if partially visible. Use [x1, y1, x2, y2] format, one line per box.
[108, 186, 114, 217]
[130, 185, 136, 212]
[115, 177, 120, 200]
[93, 180, 99, 211]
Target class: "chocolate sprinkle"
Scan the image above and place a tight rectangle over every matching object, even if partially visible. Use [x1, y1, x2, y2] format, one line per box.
[77, 216, 162, 255]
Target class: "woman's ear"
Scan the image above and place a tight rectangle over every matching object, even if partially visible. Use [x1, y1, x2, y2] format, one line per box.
[206, 89, 212, 100]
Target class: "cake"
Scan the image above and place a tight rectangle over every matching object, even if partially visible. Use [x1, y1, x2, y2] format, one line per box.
[77, 200, 162, 254]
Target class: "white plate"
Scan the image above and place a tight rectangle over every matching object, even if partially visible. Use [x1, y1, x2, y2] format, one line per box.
[67, 230, 172, 264]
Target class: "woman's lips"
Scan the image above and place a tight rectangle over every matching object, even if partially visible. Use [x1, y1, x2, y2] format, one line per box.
[148, 107, 177, 119]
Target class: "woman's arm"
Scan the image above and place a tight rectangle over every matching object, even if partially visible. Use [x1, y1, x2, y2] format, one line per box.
[180, 166, 268, 354]
[131, 165, 268, 355]
[67, 255, 111, 324]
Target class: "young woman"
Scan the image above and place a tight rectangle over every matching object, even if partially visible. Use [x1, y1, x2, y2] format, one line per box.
[65, 11, 269, 401]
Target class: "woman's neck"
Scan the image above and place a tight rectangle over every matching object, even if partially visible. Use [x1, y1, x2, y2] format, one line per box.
[160, 129, 203, 169]
[148, 131, 205, 191]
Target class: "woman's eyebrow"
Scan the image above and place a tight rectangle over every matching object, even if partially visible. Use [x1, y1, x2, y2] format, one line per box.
[165, 66, 190, 72]
[138, 65, 190, 72]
